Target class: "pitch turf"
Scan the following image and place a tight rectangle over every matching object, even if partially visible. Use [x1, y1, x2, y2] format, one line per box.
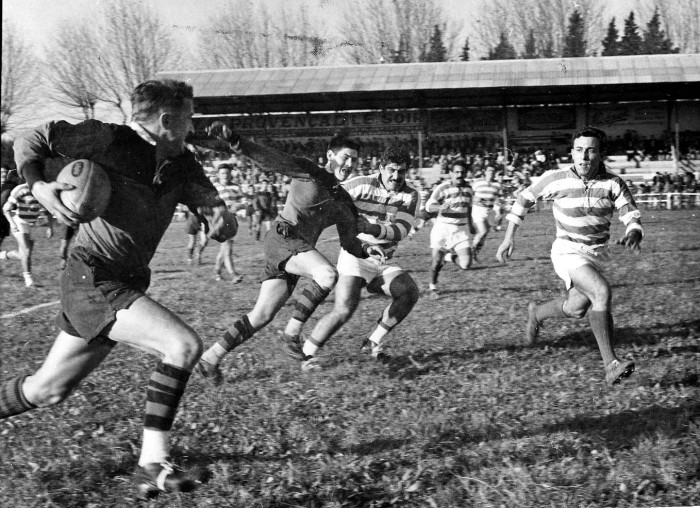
[1, 209, 698, 507]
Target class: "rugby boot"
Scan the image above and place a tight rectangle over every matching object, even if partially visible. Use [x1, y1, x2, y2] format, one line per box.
[134, 459, 197, 499]
[524, 302, 541, 345]
[605, 359, 635, 385]
[279, 333, 305, 361]
[194, 359, 223, 386]
[360, 339, 392, 365]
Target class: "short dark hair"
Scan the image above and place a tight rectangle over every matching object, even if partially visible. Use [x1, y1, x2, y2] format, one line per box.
[131, 79, 194, 122]
[380, 144, 410, 168]
[572, 126, 608, 154]
[327, 135, 360, 153]
[451, 159, 468, 170]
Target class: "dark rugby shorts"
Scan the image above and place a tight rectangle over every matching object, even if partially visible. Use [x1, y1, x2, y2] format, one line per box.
[262, 220, 315, 287]
[184, 213, 201, 235]
[57, 254, 150, 341]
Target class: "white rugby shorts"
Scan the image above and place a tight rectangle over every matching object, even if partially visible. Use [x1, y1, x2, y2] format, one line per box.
[337, 248, 402, 286]
[551, 238, 610, 289]
[430, 221, 472, 251]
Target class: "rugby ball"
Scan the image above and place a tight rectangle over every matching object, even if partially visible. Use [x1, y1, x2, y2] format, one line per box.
[57, 159, 111, 222]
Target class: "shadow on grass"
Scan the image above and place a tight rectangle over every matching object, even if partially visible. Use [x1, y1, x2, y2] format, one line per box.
[551, 319, 700, 348]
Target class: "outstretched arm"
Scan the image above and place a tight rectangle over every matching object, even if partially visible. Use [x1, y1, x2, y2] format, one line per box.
[496, 220, 520, 263]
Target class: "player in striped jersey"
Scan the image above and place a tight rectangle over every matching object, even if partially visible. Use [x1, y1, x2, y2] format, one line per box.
[2, 182, 54, 287]
[496, 127, 642, 385]
[471, 165, 503, 260]
[298, 144, 421, 363]
[425, 159, 475, 294]
[213, 165, 244, 283]
[406, 168, 434, 240]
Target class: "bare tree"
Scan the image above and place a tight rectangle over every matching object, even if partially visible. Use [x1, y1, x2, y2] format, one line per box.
[1, 19, 40, 134]
[336, 0, 462, 64]
[197, 0, 327, 69]
[97, 0, 184, 121]
[44, 23, 103, 120]
[472, 0, 606, 58]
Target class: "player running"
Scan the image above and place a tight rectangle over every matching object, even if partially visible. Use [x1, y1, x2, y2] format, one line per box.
[0, 79, 236, 498]
[213, 164, 244, 283]
[2, 181, 54, 287]
[471, 164, 503, 260]
[290, 144, 420, 365]
[425, 159, 475, 294]
[496, 126, 641, 385]
[195, 125, 385, 380]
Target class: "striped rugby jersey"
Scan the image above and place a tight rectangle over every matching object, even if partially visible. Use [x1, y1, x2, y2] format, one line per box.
[471, 179, 502, 209]
[3, 183, 49, 224]
[426, 181, 473, 226]
[506, 166, 643, 247]
[342, 174, 420, 259]
[214, 183, 241, 210]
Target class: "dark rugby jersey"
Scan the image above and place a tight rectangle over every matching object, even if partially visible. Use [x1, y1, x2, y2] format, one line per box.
[14, 120, 224, 273]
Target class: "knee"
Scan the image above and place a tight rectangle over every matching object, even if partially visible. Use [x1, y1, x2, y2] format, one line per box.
[165, 331, 203, 367]
[332, 302, 356, 323]
[565, 305, 589, 319]
[392, 278, 420, 307]
[314, 266, 338, 289]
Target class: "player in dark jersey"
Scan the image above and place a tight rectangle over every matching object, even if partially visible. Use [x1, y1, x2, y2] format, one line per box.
[0, 79, 236, 499]
[195, 125, 386, 380]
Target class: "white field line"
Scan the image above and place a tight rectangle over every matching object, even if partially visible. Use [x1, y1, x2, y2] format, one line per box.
[0, 234, 341, 319]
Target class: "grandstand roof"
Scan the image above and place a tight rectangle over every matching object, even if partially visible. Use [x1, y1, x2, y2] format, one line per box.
[159, 53, 700, 115]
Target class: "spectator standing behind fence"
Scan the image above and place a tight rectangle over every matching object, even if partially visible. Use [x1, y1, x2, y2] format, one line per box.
[2, 182, 54, 287]
[496, 126, 642, 385]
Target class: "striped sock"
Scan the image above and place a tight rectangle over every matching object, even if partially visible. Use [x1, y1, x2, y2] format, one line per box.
[0, 376, 36, 418]
[144, 363, 190, 431]
[220, 316, 255, 352]
[291, 281, 331, 323]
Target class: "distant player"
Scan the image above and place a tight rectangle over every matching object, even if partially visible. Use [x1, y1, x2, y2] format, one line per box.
[471, 165, 503, 261]
[252, 177, 278, 241]
[425, 159, 475, 294]
[184, 207, 208, 264]
[497, 126, 641, 385]
[405, 168, 434, 240]
[57, 223, 78, 270]
[2, 182, 54, 287]
[195, 127, 384, 381]
[213, 164, 244, 283]
[0, 79, 235, 498]
[0, 168, 21, 251]
[296, 144, 420, 364]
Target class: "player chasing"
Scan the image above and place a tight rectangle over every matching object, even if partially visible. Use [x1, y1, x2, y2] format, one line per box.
[1, 181, 55, 287]
[297, 144, 421, 364]
[195, 125, 385, 382]
[213, 164, 244, 283]
[471, 164, 503, 261]
[0, 79, 237, 498]
[496, 126, 641, 385]
[425, 159, 475, 294]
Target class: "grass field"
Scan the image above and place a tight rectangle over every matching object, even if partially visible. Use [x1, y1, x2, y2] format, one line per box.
[1, 208, 699, 507]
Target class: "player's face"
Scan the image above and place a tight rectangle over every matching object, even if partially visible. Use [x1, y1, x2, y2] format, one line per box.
[162, 98, 195, 157]
[329, 147, 358, 182]
[451, 165, 467, 186]
[571, 136, 602, 178]
[218, 168, 231, 184]
[380, 162, 407, 192]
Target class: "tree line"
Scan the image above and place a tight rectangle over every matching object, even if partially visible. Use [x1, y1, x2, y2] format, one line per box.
[2, 0, 698, 135]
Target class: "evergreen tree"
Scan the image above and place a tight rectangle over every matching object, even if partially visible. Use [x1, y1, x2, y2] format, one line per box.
[563, 9, 587, 57]
[460, 36, 470, 61]
[423, 24, 447, 62]
[391, 34, 410, 63]
[522, 29, 538, 59]
[643, 7, 679, 54]
[486, 31, 518, 60]
[601, 18, 620, 56]
[619, 11, 643, 55]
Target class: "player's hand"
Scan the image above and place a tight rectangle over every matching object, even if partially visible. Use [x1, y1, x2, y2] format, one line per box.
[496, 239, 514, 263]
[365, 244, 386, 264]
[31, 181, 84, 226]
[438, 202, 451, 213]
[615, 230, 642, 252]
[206, 122, 241, 153]
[356, 216, 381, 237]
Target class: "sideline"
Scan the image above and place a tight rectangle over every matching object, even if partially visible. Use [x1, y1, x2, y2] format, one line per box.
[1, 300, 60, 319]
